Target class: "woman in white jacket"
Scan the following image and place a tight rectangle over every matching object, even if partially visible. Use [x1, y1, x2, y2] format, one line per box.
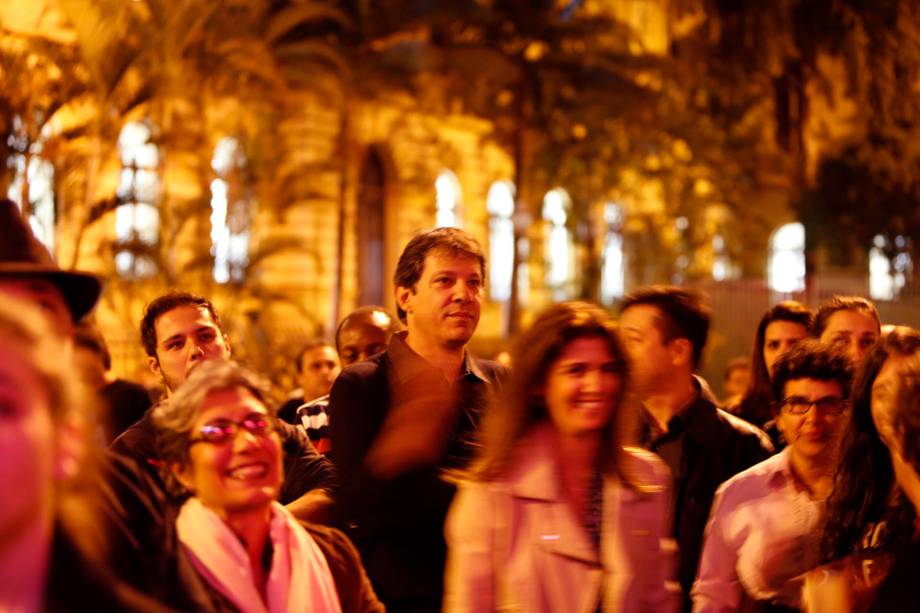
[444, 301, 678, 613]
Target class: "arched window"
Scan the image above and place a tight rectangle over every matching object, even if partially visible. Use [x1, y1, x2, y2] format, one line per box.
[486, 181, 515, 301]
[435, 170, 461, 228]
[210, 137, 251, 283]
[870, 234, 912, 301]
[543, 188, 573, 298]
[116, 121, 159, 277]
[6, 115, 55, 250]
[768, 222, 806, 293]
[601, 202, 625, 304]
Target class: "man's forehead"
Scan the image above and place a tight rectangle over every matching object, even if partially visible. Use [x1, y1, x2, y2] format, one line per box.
[341, 318, 390, 340]
[421, 250, 482, 275]
[155, 305, 218, 335]
[785, 377, 842, 394]
[304, 345, 335, 360]
[621, 303, 661, 326]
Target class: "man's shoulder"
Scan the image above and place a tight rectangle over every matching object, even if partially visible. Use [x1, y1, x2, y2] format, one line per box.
[109, 405, 158, 457]
[469, 356, 508, 385]
[337, 352, 389, 383]
[713, 404, 775, 453]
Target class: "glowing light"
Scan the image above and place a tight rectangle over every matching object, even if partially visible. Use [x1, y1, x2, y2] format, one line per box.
[486, 181, 515, 301]
[768, 222, 806, 293]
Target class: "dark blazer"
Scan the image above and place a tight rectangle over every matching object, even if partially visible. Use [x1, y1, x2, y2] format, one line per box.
[644, 391, 774, 612]
[328, 335, 505, 613]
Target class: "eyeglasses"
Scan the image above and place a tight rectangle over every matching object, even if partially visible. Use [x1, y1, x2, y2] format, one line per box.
[780, 395, 847, 416]
[188, 413, 276, 445]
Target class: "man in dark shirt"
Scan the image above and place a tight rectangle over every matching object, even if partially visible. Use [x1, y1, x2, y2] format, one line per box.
[328, 228, 505, 612]
[278, 339, 341, 425]
[619, 286, 773, 611]
[111, 291, 336, 522]
[283, 307, 401, 454]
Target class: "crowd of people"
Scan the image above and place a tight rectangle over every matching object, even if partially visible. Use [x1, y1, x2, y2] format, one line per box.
[2, 193, 920, 612]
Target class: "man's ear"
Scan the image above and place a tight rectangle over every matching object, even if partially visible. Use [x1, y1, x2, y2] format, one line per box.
[395, 285, 414, 316]
[669, 338, 694, 368]
[223, 334, 232, 356]
[149, 356, 163, 382]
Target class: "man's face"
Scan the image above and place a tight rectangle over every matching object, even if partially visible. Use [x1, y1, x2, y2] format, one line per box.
[619, 304, 682, 393]
[337, 319, 391, 366]
[397, 251, 483, 350]
[724, 365, 750, 398]
[819, 309, 879, 364]
[150, 305, 230, 393]
[297, 345, 340, 400]
[0, 278, 73, 338]
[777, 377, 848, 462]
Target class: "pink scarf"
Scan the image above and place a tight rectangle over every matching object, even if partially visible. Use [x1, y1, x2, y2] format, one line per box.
[176, 498, 342, 613]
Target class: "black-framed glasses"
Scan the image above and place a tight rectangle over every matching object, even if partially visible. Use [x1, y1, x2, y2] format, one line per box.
[188, 413, 276, 445]
[780, 395, 847, 416]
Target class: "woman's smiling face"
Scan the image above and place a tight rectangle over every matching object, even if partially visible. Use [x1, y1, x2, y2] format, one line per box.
[543, 336, 623, 437]
[175, 386, 282, 520]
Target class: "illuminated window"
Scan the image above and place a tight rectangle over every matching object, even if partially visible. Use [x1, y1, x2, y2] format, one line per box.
[870, 234, 912, 301]
[6, 115, 55, 249]
[601, 202, 625, 304]
[768, 222, 806, 293]
[486, 181, 515, 301]
[210, 137, 251, 283]
[435, 170, 461, 227]
[543, 188, 573, 298]
[712, 234, 734, 281]
[116, 121, 159, 277]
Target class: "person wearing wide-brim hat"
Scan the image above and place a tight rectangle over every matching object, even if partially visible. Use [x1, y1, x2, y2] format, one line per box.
[0, 198, 102, 333]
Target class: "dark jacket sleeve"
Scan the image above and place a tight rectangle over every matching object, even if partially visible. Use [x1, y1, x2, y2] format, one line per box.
[278, 420, 337, 504]
[327, 361, 389, 530]
[305, 523, 386, 613]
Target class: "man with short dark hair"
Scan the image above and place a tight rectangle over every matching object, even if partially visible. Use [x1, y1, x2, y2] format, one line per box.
[328, 227, 505, 612]
[283, 308, 401, 453]
[619, 285, 773, 611]
[335, 306, 399, 366]
[277, 339, 341, 425]
[112, 291, 337, 523]
[693, 340, 853, 611]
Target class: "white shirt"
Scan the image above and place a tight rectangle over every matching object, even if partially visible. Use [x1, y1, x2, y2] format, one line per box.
[692, 449, 824, 612]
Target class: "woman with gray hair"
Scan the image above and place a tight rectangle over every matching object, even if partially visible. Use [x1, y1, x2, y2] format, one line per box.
[153, 359, 381, 613]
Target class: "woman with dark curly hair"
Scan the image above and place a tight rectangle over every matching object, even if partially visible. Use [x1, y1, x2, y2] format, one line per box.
[734, 302, 813, 436]
[867, 352, 920, 611]
[820, 327, 920, 563]
[802, 328, 920, 612]
[444, 301, 677, 613]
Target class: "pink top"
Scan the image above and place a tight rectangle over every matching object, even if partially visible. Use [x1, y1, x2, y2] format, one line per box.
[692, 449, 824, 612]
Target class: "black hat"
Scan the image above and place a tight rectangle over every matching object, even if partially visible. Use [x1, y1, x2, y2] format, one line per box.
[0, 199, 102, 322]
